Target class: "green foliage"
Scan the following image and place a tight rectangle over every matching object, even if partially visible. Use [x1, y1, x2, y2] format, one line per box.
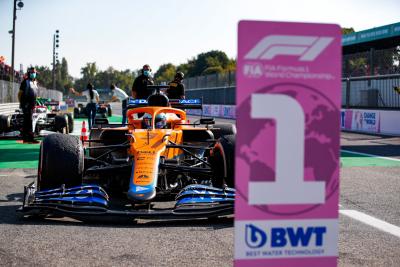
[342, 27, 355, 35]
[74, 63, 135, 93]
[155, 50, 235, 81]
[154, 63, 176, 83]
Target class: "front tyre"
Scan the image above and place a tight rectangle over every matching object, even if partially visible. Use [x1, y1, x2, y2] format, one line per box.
[55, 114, 69, 133]
[37, 133, 84, 190]
[210, 134, 235, 188]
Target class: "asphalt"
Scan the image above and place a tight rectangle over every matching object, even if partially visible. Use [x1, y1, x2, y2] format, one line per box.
[0, 104, 399, 266]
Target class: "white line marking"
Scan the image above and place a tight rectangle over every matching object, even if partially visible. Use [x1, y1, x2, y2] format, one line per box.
[341, 149, 400, 162]
[340, 209, 400, 238]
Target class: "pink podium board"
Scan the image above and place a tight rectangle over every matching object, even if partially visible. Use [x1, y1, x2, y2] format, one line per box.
[235, 21, 341, 267]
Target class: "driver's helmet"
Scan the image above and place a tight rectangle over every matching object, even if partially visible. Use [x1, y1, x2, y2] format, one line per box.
[141, 113, 152, 129]
[155, 113, 167, 129]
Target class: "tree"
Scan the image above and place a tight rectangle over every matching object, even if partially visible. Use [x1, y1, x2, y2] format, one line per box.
[342, 27, 355, 35]
[154, 63, 176, 83]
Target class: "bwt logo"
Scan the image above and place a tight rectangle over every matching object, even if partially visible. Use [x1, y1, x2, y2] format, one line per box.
[244, 35, 334, 61]
[245, 224, 326, 248]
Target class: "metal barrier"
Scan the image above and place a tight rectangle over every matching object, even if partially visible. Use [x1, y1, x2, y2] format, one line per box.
[0, 80, 63, 103]
[0, 103, 19, 115]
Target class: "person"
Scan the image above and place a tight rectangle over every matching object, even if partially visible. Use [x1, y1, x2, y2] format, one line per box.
[18, 67, 39, 143]
[154, 113, 167, 129]
[131, 64, 154, 99]
[109, 83, 129, 125]
[141, 113, 167, 129]
[70, 83, 100, 129]
[166, 71, 185, 99]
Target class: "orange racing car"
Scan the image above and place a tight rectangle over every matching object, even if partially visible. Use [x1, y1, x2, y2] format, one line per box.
[19, 86, 236, 220]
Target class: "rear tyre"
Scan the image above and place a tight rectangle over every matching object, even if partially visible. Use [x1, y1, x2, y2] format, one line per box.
[73, 107, 80, 118]
[55, 115, 69, 133]
[66, 113, 74, 133]
[211, 134, 235, 188]
[107, 105, 112, 117]
[211, 123, 236, 139]
[37, 133, 84, 190]
[0, 115, 11, 132]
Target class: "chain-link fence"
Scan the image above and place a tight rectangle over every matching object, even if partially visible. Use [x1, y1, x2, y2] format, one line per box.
[0, 80, 63, 103]
[343, 46, 400, 77]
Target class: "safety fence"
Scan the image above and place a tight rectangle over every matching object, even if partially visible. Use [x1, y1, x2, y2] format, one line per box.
[342, 74, 400, 109]
[184, 71, 236, 89]
[0, 80, 63, 103]
[0, 103, 19, 115]
[186, 74, 400, 109]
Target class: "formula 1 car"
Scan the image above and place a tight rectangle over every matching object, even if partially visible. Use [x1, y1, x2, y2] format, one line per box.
[73, 98, 112, 119]
[0, 99, 73, 136]
[19, 86, 236, 221]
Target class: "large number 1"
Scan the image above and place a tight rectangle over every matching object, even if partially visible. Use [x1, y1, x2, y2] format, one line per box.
[248, 94, 325, 205]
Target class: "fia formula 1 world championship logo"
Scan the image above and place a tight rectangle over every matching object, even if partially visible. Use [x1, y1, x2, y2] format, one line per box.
[244, 35, 333, 61]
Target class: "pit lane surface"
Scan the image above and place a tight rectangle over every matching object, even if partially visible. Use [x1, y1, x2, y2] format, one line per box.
[0, 104, 399, 266]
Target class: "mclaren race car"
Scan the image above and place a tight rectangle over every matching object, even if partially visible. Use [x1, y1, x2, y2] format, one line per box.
[19, 86, 236, 221]
[0, 98, 73, 136]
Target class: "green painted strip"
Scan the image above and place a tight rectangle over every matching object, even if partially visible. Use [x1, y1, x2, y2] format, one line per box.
[340, 151, 400, 167]
[0, 139, 40, 169]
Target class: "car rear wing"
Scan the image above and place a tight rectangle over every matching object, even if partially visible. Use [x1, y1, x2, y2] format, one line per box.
[127, 97, 202, 110]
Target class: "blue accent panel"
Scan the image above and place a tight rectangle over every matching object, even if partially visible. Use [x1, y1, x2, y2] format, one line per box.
[128, 98, 147, 105]
[176, 184, 235, 200]
[127, 162, 157, 201]
[178, 99, 201, 104]
[176, 196, 235, 205]
[34, 196, 108, 208]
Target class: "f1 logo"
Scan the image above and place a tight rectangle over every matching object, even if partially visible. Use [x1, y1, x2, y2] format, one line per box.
[244, 35, 333, 61]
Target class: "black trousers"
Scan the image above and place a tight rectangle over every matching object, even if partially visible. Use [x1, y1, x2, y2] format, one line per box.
[22, 107, 34, 141]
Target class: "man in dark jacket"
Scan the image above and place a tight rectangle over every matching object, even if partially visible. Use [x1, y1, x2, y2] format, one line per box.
[131, 64, 154, 99]
[166, 71, 185, 99]
[18, 67, 39, 143]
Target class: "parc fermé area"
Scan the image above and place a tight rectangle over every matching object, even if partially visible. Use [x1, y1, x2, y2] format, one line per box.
[0, 102, 399, 266]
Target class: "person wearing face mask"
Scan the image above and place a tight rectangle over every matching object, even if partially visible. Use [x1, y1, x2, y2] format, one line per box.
[131, 64, 154, 100]
[18, 67, 39, 143]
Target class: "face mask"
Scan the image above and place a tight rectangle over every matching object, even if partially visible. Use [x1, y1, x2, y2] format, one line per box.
[29, 73, 37, 79]
[143, 70, 151, 77]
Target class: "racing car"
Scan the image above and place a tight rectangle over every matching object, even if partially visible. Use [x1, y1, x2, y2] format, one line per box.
[19, 86, 236, 221]
[0, 98, 73, 136]
[73, 96, 112, 119]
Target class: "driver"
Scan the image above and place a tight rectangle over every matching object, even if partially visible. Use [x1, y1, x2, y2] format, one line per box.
[155, 113, 167, 129]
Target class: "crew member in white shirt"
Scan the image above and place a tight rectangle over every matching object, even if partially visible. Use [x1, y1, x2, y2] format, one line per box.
[109, 84, 129, 125]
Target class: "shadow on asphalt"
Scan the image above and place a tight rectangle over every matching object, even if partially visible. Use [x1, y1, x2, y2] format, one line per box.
[341, 145, 400, 157]
[0, 201, 233, 230]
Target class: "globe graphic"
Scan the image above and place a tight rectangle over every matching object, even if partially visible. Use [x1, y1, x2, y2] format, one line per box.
[236, 82, 340, 215]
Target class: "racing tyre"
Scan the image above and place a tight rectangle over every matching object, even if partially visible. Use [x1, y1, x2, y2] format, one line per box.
[88, 128, 105, 158]
[37, 133, 84, 190]
[211, 134, 235, 188]
[73, 107, 80, 118]
[55, 115, 69, 133]
[107, 105, 112, 117]
[211, 123, 236, 139]
[0, 115, 11, 132]
[66, 113, 74, 133]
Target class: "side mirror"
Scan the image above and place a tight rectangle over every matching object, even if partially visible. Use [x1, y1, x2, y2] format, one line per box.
[200, 118, 215, 125]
